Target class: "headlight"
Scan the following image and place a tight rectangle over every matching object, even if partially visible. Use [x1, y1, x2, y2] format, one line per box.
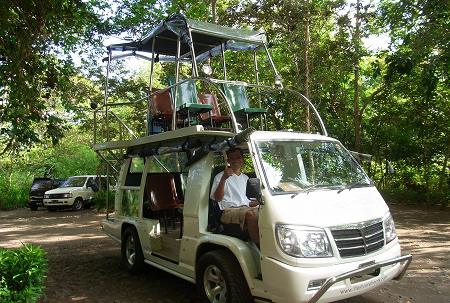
[62, 193, 72, 198]
[384, 213, 397, 243]
[275, 224, 333, 258]
[44, 194, 49, 199]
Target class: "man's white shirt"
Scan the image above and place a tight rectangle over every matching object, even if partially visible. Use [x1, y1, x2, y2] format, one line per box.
[210, 171, 250, 210]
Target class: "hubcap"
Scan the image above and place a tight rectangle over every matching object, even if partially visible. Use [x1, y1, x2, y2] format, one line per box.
[203, 264, 227, 303]
[126, 235, 136, 266]
[74, 200, 82, 210]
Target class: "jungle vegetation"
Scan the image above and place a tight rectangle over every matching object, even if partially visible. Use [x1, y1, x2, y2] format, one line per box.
[0, 0, 448, 209]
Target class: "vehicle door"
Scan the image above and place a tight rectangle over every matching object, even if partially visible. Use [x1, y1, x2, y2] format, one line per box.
[85, 177, 97, 198]
[140, 152, 187, 263]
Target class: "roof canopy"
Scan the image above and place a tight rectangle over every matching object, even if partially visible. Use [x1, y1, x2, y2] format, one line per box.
[107, 14, 267, 61]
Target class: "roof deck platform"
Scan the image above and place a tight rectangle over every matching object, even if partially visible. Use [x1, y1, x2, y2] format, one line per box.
[93, 125, 235, 157]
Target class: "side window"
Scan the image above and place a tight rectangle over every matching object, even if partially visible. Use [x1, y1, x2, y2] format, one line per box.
[43, 181, 54, 190]
[125, 157, 144, 186]
[211, 150, 255, 184]
[121, 190, 140, 217]
[214, 150, 254, 175]
[143, 152, 187, 219]
[99, 177, 107, 190]
[130, 157, 145, 173]
[86, 177, 94, 187]
[147, 153, 188, 173]
[119, 158, 144, 218]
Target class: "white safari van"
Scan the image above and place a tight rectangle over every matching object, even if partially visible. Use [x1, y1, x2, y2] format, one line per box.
[43, 175, 107, 211]
[95, 15, 411, 303]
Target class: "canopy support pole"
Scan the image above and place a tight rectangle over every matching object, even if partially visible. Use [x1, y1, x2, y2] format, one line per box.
[147, 38, 156, 136]
[263, 44, 283, 88]
[253, 51, 261, 107]
[221, 43, 227, 80]
[172, 37, 181, 131]
[187, 28, 198, 77]
[104, 50, 112, 141]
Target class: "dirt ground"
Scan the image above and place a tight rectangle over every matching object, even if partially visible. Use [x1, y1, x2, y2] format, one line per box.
[0, 204, 448, 303]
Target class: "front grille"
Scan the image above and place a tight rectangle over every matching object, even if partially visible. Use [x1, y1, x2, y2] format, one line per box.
[29, 196, 44, 201]
[47, 194, 67, 199]
[331, 221, 384, 258]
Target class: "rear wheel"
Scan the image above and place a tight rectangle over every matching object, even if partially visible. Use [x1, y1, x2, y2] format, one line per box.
[121, 227, 144, 274]
[197, 250, 252, 303]
[72, 198, 83, 211]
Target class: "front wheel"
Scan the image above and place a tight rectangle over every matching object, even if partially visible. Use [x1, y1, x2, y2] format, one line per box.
[197, 250, 253, 303]
[121, 227, 144, 274]
[72, 198, 83, 211]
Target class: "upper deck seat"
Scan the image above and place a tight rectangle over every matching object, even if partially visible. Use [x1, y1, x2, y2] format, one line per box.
[149, 89, 173, 134]
[167, 77, 213, 127]
[222, 83, 267, 129]
[198, 93, 231, 128]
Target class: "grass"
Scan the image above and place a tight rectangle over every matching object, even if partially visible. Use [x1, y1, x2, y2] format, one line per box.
[0, 244, 48, 303]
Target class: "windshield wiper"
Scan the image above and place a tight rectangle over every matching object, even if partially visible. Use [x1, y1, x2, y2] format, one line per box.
[291, 184, 324, 198]
[337, 182, 372, 194]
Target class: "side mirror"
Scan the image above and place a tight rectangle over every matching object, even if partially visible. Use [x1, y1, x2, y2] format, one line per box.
[246, 178, 263, 204]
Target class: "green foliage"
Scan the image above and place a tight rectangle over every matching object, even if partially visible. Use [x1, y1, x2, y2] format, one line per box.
[0, 244, 47, 303]
[92, 190, 116, 211]
[0, 169, 32, 209]
[0, 0, 447, 206]
[380, 189, 448, 207]
[0, 0, 110, 155]
[0, 128, 99, 209]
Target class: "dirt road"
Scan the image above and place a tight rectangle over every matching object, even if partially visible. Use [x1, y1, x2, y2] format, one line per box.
[0, 204, 448, 303]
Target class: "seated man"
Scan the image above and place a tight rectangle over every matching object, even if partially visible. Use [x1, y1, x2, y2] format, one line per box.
[210, 148, 259, 245]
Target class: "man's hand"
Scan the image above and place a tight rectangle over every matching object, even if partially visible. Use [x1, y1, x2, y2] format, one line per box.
[249, 199, 259, 207]
[221, 166, 234, 180]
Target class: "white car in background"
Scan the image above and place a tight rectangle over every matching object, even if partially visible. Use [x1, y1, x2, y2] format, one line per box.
[43, 175, 108, 211]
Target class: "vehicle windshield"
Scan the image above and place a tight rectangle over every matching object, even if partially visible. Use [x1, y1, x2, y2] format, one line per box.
[61, 177, 87, 188]
[31, 179, 53, 190]
[255, 140, 372, 194]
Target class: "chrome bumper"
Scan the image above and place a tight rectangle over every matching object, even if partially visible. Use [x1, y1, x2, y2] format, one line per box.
[308, 254, 412, 303]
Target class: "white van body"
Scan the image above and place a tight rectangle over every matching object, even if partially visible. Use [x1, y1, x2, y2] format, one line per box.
[97, 14, 410, 303]
[101, 127, 411, 303]
[43, 175, 106, 211]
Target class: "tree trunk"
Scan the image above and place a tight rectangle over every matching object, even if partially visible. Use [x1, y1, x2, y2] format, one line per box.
[352, 0, 362, 152]
[304, 0, 311, 132]
[438, 145, 449, 191]
[438, 148, 449, 209]
[210, 0, 217, 23]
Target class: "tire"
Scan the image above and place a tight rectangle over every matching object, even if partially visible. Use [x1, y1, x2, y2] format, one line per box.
[47, 207, 56, 212]
[72, 198, 84, 211]
[197, 250, 253, 303]
[30, 206, 38, 211]
[121, 227, 144, 274]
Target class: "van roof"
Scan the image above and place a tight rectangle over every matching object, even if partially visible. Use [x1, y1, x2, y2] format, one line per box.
[67, 175, 107, 178]
[93, 125, 335, 158]
[93, 125, 233, 155]
[250, 131, 336, 142]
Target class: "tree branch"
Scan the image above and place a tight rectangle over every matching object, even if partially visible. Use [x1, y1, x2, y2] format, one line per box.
[0, 136, 14, 157]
